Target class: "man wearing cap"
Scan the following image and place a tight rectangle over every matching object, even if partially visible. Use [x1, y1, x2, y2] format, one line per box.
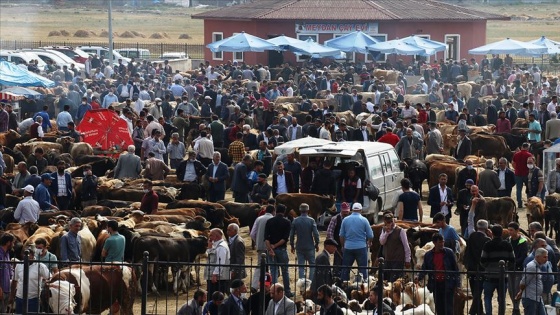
[290, 203, 320, 279]
[339, 203, 374, 281]
[49, 161, 73, 211]
[14, 185, 40, 224]
[34, 173, 58, 211]
[380, 212, 411, 281]
[454, 128, 472, 162]
[176, 150, 206, 184]
[222, 279, 248, 315]
[205, 228, 230, 297]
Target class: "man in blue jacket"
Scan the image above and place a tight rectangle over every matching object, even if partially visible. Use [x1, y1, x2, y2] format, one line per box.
[49, 161, 73, 210]
[205, 151, 230, 202]
[33, 174, 59, 211]
[416, 233, 461, 315]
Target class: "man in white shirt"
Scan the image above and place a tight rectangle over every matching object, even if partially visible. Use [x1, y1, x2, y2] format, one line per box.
[194, 131, 215, 166]
[10, 249, 50, 314]
[132, 94, 144, 115]
[548, 96, 558, 114]
[13, 185, 40, 224]
[120, 108, 134, 135]
[419, 78, 429, 94]
[319, 121, 332, 140]
[285, 81, 294, 97]
[144, 115, 165, 138]
[366, 98, 375, 113]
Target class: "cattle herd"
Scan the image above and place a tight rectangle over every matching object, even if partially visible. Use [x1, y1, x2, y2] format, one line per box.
[0, 57, 560, 314]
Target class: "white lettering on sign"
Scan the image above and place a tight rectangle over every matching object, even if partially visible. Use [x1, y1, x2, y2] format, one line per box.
[295, 22, 378, 34]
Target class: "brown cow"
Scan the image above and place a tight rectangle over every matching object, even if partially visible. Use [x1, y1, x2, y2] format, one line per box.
[14, 141, 63, 157]
[513, 118, 529, 128]
[474, 197, 517, 228]
[469, 133, 513, 160]
[2, 154, 14, 173]
[46, 265, 136, 315]
[544, 193, 560, 241]
[428, 162, 461, 188]
[526, 196, 545, 226]
[275, 193, 336, 220]
[81, 206, 113, 217]
[165, 200, 226, 228]
[0, 129, 22, 147]
[99, 187, 175, 203]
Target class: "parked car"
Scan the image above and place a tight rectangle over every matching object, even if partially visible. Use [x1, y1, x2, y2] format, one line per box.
[0, 50, 47, 71]
[115, 48, 151, 60]
[40, 46, 90, 64]
[159, 52, 188, 60]
[17, 48, 84, 71]
[77, 46, 130, 65]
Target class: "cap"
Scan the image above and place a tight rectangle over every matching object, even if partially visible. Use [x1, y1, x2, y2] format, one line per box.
[341, 202, 351, 211]
[230, 279, 244, 289]
[324, 239, 339, 247]
[155, 98, 162, 102]
[41, 173, 55, 181]
[381, 123, 387, 128]
[24, 185, 34, 193]
[465, 179, 475, 185]
[352, 203, 363, 211]
[258, 173, 267, 179]
[204, 96, 212, 100]
[419, 78, 425, 81]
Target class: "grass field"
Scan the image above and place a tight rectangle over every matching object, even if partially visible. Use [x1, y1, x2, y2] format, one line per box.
[0, 2, 559, 53]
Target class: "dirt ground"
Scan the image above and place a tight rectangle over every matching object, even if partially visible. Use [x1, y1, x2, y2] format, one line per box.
[130, 180, 542, 314]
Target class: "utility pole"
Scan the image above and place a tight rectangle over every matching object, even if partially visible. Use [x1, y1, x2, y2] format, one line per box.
[108, 0, 114, 65]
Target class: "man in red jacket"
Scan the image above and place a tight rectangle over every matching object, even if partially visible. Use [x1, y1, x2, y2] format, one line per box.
[377, 127, 400, 147]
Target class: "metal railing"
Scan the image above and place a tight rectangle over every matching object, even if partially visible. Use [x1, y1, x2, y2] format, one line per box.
[3, 252, 557, 314]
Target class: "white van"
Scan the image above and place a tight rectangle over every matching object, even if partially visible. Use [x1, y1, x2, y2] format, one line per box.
[115, 48, 151, 60]
[77, 46, 130, 65]
[17, 49, 85, 71]
[0, 50, 47, 71]
[299, 141, 404, 223]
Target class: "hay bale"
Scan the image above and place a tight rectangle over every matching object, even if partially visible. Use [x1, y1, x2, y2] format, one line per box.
[131, 31, 146, 38]
[149, 32, 165, 39]
[120, 31, 136, 38]
[60, 30, 71, 36]
[88, 30, 98, 37]
[48, 30, 61, 37]
[178, 33, 192, 39]
[74, 30, 92, 38]
[99, 30, 119, 37]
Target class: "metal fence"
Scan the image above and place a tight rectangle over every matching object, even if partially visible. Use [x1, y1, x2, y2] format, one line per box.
[0, 40, 205, 60]
[3, 253, 557, 315]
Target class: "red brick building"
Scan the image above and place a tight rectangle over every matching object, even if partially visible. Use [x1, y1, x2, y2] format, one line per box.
[193, 0, 507, 66]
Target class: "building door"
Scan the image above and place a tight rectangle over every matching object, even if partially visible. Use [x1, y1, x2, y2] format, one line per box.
[268, 34, 284, 67]
[445, 34, 460, 61]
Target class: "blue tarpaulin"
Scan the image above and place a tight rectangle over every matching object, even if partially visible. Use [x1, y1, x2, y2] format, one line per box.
[0, 61, 55, 88]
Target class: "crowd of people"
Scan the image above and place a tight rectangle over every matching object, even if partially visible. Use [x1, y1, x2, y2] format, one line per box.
[0, 53, 560, 315]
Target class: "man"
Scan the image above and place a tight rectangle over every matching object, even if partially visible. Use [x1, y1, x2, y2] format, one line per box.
[227, 223, 246, 281]
[102, 220, 125, 263]
[9, 248, 50, 314]
[353, 120, 371, 142]
[454, 128, 472, 161]
[341, 168, 362, 204]
[497, 157, 516, 197]
[326, 203, 350, 276]
[360, 285, 394, 315]
[527, 113, 542, 143]
[11, 162, 30, 196]
[290, 203, 320, 280]
[35, 238, 58, 274]
[272, 161, 295, 197]
[456, 159, 478, 192]
[177, 151, 206, 184]
[316, 285, 344, 315]
[14, 185, 40, 224]
[232, 154, 252, 203]
[513, 143, 533, 207]
[464, 219, 491, 315]
[205, 152, 230, 202]
[527, 156, 545, 200]
[265, 283, 296, 315]
[283, 154, 302, 193]
[49, 160, 73, 210]
[250, 173, 272, 204]
[425, 122, 443, 155]
[206, 228, 230, 297]
[144, 152, 170, 181]
[428, 173, 454, 223]
[395, 128, 423, 160]
[195, 131, 215, 167]
[60, 217, 82, 263]
[517, 247, 549, 315]
[166, 133, 186, 169]
[222, 279, 248, 315]
[56, 104, 74, 131]
[433, 212, 460, 253]
[0, 234, 13, 313]
[480, 224, 515, 315]
[210, 115, 225, 148]
[397, 178, 423, 222]
[177, 289, 207, 315]
[416, 233, 461, 315]
[310, 160, 335, 197]
[250, 205, 275, 290]
[228, 132, 246, 166]
[34, 173, 59, 211]
[376, 127, 399, 147]
[140, 180, 159, 215]
[507, 221, 529, 315]
[545, 111, 560, 140]
[478, 160, 501, 197]
[311, 239, 338, 301]
[79, 164, 98, 208]
[496, 110, 512, 134]
[339, 203, 374, 281]
[265, 204, 293, 297]
[173, 109, 190, 143]
[287, 117, 303, 141]
[114, 145, 142, 180]
[379, 212, 411, 281]
[27, 147, 48, 175]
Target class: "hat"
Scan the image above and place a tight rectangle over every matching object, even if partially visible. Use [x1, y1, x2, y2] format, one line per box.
[465, 179, 475, 185]
[231, 279, 244, 289]
[381, 123, 387, 128]
[324, 239, 339, 247]
[155, 98, 162, 102]
[41, 173, 55, 181]
[24, 185, 34, 194]
[341, 202, 351, 212]
[419, 78, 425, 81]
[258, 173, 267, 179]
[204, 96, 212, 100]
[352, 203, 363, 211]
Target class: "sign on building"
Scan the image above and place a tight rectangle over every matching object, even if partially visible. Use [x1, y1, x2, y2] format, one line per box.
[295, 22, 379, 34]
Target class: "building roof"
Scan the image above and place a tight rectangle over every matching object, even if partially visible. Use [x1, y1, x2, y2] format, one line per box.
[192, 0, 508, 21]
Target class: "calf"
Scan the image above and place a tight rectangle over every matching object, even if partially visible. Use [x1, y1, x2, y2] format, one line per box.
[526, 196, 545, 226]
[545, 193, 560, 242]
[474, 197, 517, 228]
[275, 193, 337, 220]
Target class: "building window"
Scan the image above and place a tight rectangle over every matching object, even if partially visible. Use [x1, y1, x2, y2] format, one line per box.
[232, 33, 244, 62]
[296, 34, 318, 62]
[212, 32, 223, 61]
[333, 34, 355, 63]
[365, 34, 387, 63]
[445, 34, 460, 61]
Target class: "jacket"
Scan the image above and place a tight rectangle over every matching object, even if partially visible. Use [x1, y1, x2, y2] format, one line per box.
[176, 159, 207, 182]
[205, 161, 230, 192]
[251, 182, 272, 203]
[311, 250, 333, 292]
[232, 162, 251, 194]
[311, 168, 336, 196]
[464, 231, 490, 271]
[34, 183, 52, 210]
[477, 169, 501, 197]
[81, 175, 98, 201]
[417, 247, 461, 291]
[229, 235, 246, 279]
[286, 125, 303, 141]
[222, 295, 248, 315]
[395, 136, 423, 160]
[496, 167, 515, 195]
[427, 185, 454, 218]
[265, 296, 296, 315]
[272, 170, 296, 197]
[480, 237, 515, 278]
[114, 153, 142, 179]
[49, 172, 73, 198]
[454, 136, 472, 161]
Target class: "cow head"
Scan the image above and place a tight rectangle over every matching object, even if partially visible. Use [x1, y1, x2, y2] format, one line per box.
[45, 280, 77, 315]
[185, 216, 212, 231]
[321, 195, 337, 215]
[444, 134, 459, 149]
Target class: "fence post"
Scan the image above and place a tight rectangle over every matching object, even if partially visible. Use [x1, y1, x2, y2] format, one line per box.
[22, 250, 29, 315]
[377, 257, 384, 314]
[499, 260, 505, 312]
[259, 253, 267, 315]
[141, 251, 149, 315]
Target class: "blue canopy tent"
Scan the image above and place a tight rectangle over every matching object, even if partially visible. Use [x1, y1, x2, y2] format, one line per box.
[526, 36, 560, 56]
[0, 86, 42, 99]
[267, 35, 309, 50]
[324, 31, 379, 54]
[0, 61, 55, 88]
[468, 38, 548, 55]
[400, 35, 447, 54]
[368, 39, 432, 56]
[291, 38, 343, 58]
[206, 32, 279, 52]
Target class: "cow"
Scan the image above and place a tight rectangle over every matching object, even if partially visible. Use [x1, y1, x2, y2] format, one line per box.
[424, 154, 457, 168]
[496, 132, 526, 151]
[474, 197, 517, 228]
[414, 242, 435, 269]
[14, 141, 63, 157]
[403, 159, 428, 198]
[513, 118, 529, 128]
[217, 201, 261, 231]
[38, 210, 79, 226]
[71, 158, 116, 177]
[544, 193, 560, 242]
[166, 200, 226, 228]
[131, 236, 208, 295]
[177, 182, 206, 200]
[99, 187, 175, 204]
[335, 111, 357, 129]
[45, 265, 136, 315]
[469, 133, 513, 160]
[428, 162, 461, 188]
[456, 83, 473, 100]
[56, 137, 94, 159]
[97, 199, 132, 208]
[78, 220, 97, 262]
[2, 146, 26, 164]
[275, 193, 337, 220]
[526, 196, 545, 226]
[2, 154, 14, 173]
[372, 69, 400, 84]
[81, 206, 113, 217]
[404, 94, 429, 105]
[0, 129, 22, 148]
[74, 155, 114, 166]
